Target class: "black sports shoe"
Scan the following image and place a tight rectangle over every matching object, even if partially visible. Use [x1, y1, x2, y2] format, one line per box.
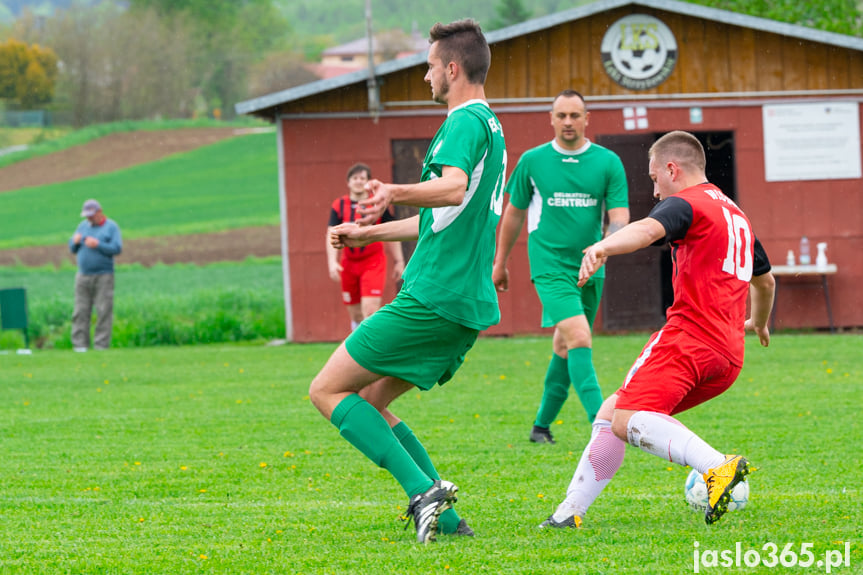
[403, 480, 458, 543]
[538, 514, 582, 529]
[530, 425, 556, 444]
[451, 518, 475, 536]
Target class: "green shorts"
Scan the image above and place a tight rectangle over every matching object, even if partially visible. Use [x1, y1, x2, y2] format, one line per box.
[533, 273, 604, 328]
[344, 292, 479, 390]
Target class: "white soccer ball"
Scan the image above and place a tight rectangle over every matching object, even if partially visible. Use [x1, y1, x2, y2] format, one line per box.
[614, 45, 664, 78]
[684, 468, 749, 512]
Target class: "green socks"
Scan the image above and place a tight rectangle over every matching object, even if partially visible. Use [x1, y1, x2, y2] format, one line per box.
[568, 347, 603, 423]
[392, 421, 462, 535]
[534, 348, 604, 427]
[331, 397, 464, 534]
[534, 353, 570, 428]
[331, 394, 432, 498]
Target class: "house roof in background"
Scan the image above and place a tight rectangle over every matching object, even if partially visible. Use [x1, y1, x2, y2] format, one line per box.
[322, 33, 428, 56]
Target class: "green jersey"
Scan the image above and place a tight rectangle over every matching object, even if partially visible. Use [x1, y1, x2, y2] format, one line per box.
[506, 139, 628, 279]
[400, 99, 508, 330]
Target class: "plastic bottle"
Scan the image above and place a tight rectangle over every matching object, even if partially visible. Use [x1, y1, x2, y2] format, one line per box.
[799, 236, 811, 265]
[816, 242, 828, 268]
[786, 250, 795, 266]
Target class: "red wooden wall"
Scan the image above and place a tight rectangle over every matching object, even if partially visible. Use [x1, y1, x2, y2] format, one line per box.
[281, 101, 863, 342]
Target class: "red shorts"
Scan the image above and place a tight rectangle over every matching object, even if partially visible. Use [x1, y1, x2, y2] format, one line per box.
[615, 326, 741, 415]
[340, 252, 386, 305]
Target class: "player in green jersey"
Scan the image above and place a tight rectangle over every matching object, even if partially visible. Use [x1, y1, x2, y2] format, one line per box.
[310, 19, 507, 544]
[493, 90, 630, 444]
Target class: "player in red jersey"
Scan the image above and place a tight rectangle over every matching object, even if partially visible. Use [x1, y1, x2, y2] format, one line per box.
[327, 163, 405, 331]
[540, 131, 775, 528]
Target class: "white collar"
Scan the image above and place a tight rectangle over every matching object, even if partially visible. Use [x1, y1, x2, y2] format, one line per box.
[551, 138, 591, 155]
[448, 99, 489, 116]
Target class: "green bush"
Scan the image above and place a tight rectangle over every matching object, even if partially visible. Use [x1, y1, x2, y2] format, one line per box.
[109, 290, 285, 348]
[0, 329, 25, 349]
[0, 259, 286, 349]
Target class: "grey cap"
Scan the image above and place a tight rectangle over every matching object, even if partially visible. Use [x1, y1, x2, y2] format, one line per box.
[81, 199, 102, 217]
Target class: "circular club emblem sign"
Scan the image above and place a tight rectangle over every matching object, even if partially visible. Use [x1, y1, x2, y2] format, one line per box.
[601, 14, 678, 90]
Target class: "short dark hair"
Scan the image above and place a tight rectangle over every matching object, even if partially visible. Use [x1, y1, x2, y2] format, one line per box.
[428, 19, 490, 84]
[346, 162, 371, 181]
[649, 131, 706, 172]
[553, 89, 586, 107]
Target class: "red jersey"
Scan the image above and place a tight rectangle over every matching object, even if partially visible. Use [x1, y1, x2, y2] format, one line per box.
[648, 183, 771, 366]
[328, 194, 395, 261]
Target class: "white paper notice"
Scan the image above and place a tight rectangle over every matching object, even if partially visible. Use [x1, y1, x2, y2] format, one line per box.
[762, 102, 861, 182]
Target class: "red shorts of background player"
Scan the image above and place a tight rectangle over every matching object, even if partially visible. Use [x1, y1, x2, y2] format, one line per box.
[340, 252, 387, 305]
[615, 325, 742, 415]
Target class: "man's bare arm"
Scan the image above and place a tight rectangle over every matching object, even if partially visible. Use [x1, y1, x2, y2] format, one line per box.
[492, 204, 527, 292]
[745, 272, 776, 347]
[579, 217, 666, 286]
[330, 215, 420, 249]
[356, 166, 468, 225]
[605, 206, 630, 237]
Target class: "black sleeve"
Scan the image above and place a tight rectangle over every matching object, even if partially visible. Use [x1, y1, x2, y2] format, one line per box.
[647, 196, 693, 244]
[380, 206, 396, 224]
[753, 236, 771, 276]
[328, 207, 341, 227]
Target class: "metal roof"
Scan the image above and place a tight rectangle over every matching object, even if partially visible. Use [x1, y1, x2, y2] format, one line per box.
[235, 0, 863, 117]
[322, 33, 428, 56]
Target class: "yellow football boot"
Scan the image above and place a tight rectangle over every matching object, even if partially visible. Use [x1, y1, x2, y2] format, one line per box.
[704, 455, 751, 525]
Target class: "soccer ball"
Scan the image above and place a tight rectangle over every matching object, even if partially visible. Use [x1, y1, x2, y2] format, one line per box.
[614, 44, 665, 79]
[684, 468, 749, 512]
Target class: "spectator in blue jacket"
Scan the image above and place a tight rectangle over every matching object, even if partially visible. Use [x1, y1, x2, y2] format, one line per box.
[69, 199, 122, 351]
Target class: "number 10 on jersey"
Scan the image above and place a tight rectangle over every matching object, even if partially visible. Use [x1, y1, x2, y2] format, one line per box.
[721, 206, 753, 282]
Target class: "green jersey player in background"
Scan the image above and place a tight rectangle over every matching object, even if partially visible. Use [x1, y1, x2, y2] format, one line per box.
[313, 19, 507, 544]
[493, 90, 629, 444]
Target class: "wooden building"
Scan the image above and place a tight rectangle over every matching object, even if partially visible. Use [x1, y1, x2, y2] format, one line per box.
[236, 0, 863, 342]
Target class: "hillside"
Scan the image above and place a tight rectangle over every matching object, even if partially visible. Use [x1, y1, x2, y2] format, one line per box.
[0, 128, 282, 267]
[0, 226, 281, 267]
[0, 127, 239, 192]
[1, 0, 585, 41]
[278, 0, 577, 42]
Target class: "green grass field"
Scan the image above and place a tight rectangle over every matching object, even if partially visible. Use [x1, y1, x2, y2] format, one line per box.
[0, 131, 278, 250]
[0, 334, 859, 574]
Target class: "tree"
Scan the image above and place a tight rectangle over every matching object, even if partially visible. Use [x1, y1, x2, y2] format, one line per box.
[376, 29, 421, 61]
[18, 54, 52, 107]
[4, 1, 299, 124]
[247, 51, 318, 99]
[128, 0, 291, 118]
[487, 0, 534, 31]
[47, 3, 195, 125]
[0, 38, 29, 100]
[686, 0, 863, 37]
[0, 37, 58, 108]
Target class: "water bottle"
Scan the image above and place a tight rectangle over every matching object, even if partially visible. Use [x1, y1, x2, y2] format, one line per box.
[786, 250, 795, 266]
[799, 236, 811, 265]
[816, 242, 828, 268]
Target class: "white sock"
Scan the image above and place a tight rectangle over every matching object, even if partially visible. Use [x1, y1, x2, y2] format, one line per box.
[626, 411, 726, 473]
[552, 419, 625, 521]
[350, 320, 360, 331]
